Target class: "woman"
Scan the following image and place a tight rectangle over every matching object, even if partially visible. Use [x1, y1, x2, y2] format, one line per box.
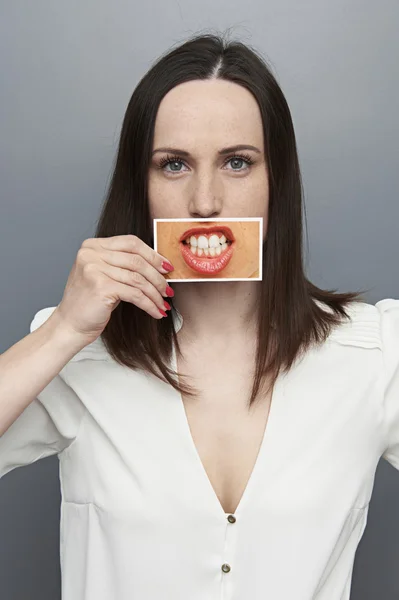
[0, 32, 398, 600]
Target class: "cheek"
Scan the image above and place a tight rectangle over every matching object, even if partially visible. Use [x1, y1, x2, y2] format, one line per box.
[148, 178, 168, 219]
[148, 176, 186, 219]
[229, 171, 269, 213]
[230, 189, 269, 220]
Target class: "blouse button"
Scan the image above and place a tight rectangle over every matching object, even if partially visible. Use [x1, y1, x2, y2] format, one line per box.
[227, 514, 236, 523]
[221, 563, 231, 573]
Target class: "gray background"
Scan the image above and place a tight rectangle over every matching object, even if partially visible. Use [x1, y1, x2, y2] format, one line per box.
[1, 1, 398, 598]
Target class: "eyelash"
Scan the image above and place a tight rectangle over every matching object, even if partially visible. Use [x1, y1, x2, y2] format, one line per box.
[157, 152, 254, 173]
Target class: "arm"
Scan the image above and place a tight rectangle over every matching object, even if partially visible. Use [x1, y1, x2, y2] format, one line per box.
[0, 309, 92, 437]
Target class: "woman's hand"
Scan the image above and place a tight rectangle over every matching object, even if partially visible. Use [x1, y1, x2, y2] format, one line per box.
[53, 234, 175, 344]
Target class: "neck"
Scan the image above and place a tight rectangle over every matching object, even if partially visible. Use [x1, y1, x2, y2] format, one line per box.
[172, 281, 261, 341]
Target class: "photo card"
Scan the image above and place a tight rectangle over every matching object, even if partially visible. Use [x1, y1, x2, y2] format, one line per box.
[153, 217, 263, 282]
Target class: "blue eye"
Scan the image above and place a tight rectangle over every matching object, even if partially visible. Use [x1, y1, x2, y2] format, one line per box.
[166, 160, 184, 172]
[228, 157, 249, 170]
[158, 153, 254, 174]
[158, 155, 186, 172]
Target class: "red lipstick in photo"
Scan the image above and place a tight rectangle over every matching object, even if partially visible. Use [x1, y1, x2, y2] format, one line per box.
[179, 225, 236, 275]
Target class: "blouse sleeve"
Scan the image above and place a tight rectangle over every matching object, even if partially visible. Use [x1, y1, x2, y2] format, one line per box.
[377, 298, 399, 470]
[0, 307, 86, 480]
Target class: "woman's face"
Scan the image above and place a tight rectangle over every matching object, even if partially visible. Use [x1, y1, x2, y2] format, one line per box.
[148, 78, 269, 240]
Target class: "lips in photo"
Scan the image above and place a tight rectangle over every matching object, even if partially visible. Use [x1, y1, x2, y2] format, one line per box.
[178, 225, 236, 274]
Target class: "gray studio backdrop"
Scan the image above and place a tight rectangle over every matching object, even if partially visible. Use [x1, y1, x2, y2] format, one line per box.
[1, 1, 398, 598]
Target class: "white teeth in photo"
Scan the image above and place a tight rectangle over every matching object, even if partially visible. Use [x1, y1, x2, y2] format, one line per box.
[189, 243, 228, 256]
[184, 233, 229, 250]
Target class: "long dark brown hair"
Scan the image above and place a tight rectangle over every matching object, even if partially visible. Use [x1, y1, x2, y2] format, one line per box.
[94, 31, 369, 408]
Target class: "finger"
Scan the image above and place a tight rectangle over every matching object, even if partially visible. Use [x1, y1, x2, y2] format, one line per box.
[90, 235, 174, 275]
[99, 262, 169, 315]
[100, 249, 174, 299]
[108, 278, 167, 320]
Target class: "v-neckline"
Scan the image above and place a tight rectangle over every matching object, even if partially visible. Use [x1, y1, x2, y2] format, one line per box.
[170, 338, 283, 520]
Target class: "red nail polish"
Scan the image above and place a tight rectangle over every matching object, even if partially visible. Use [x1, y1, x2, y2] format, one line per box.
[164, 301, 171, 311]
[159, 309, 168, 317]
[165, 285, 174, 297]
[162, 261, 174, 273]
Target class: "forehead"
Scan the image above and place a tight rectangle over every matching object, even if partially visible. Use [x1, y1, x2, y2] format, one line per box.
[152, 79, 264, 149]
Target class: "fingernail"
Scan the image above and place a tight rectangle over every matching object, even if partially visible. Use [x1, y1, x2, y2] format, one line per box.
[159, 309, 168, 317]
[164, 301, 171, 311]
[161, 261, 174, 273]
[165, 285, 174, 298]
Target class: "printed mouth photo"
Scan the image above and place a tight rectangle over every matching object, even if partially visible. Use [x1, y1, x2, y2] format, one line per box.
[179, 225, 236, 274]
[154, 218, 262, 281]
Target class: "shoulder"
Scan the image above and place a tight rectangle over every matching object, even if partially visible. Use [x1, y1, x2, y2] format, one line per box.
[374, 298, 399, 318]
[374, 298, 399, 370]
[314, 298, 399, 351]
[30, 306, 111, 363]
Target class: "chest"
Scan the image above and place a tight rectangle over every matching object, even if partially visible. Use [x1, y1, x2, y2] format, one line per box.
[176, 342, 274, 515]
[62, 340, 383, 518]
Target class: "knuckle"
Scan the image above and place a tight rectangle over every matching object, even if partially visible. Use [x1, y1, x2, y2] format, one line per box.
[130, 253, 144, 270]
[128, 234, 140, 250]
[82, 261, 98, 278]
[128, 270, 143, 285]
[81, 237, 94, 248]
[130, 287, 143, 301]
[77, 247, 90, 264]
[155, 279, 166, 295]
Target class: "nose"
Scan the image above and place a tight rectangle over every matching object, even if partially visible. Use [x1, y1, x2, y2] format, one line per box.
[188, 172, 223, 219]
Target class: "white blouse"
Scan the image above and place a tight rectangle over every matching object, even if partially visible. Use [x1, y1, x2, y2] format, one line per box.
[1, 298, 399, 599]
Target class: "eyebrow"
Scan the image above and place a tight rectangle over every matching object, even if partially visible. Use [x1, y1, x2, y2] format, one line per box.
[151, 144, 262, 156]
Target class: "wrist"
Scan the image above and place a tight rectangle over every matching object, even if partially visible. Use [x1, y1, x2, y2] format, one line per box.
[42, 309, 95, 353]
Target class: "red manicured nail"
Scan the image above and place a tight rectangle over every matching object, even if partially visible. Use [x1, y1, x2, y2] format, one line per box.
[165, 285, 174, 297]
[164, 301, 171, 311]
[162, 261, 174, 273]
[159, 309, 168, 317]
